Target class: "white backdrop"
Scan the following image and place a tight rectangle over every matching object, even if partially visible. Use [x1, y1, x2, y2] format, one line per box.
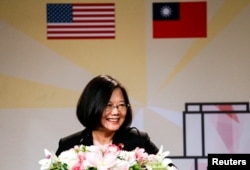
[1, 0, 250, 170]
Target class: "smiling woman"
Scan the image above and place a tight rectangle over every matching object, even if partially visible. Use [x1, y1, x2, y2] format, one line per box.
[55, 75, 159, 156]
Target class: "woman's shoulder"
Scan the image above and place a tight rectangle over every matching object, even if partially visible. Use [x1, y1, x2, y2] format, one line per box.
[59, 128, 91, 143]
[56, 129, 92, 156]
[115, 127, 159, 154]
[61, 130, 82, 139]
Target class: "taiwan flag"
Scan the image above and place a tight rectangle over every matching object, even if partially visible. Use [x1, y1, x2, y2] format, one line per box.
[153, 1, 207, 38]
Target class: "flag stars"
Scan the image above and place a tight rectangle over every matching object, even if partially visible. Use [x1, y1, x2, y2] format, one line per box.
[47, 4, 72, 23]
[160, 6, 172, 18]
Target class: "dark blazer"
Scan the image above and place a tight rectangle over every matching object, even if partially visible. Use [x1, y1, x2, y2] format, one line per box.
[55, 127, 159, 156]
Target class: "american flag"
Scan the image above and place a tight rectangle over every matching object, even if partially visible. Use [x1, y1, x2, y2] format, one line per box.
[47, 3, 115, 39]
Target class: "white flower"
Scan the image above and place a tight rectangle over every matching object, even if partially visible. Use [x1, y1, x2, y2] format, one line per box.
[38, 149, 58, 170]
[58, 149, 78, 169]
[146, 145, 172, 169]
[119, 150, 137, 165]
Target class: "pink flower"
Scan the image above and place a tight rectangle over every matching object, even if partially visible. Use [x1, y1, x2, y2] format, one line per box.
[134, 147, 148, 165]
[102, 144, 123, 158]
[83, 146, 117, 169]
[72, 162, 81, 170]
[72, 152, 86, 170]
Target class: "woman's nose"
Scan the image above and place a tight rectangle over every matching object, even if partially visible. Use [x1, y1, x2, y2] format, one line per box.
[111, 107, 119, 114]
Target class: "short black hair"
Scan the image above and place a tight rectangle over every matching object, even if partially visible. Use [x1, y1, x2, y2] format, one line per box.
[76, 75, 133, 130]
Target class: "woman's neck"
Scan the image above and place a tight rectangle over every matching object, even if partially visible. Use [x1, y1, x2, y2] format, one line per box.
[92, 130, 115, 146]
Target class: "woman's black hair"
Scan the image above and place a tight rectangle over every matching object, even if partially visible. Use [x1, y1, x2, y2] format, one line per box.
[76, 75, 133, 130]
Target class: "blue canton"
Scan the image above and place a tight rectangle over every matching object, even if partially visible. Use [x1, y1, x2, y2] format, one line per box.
[47, 4, 73, 23]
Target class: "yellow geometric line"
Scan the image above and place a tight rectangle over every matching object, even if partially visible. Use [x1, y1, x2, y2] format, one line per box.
[158, 0, 250, 92]
[0, 74, 79, 108]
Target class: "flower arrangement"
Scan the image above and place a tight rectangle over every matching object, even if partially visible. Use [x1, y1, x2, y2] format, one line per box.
[39, 144, 173, 170]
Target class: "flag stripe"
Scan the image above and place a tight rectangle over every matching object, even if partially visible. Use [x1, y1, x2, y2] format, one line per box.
[47, 30, 114, 33]
[47, 35, 115, 39]
[48, 27, 115, 30]
[47, 3, 115, 39]
[73, 3, 115, 7]
[73, 18, 115, 21]
[47, 23, 114, 26]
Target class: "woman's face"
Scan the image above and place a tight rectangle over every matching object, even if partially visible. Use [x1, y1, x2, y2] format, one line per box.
[100, 88, 127, 132]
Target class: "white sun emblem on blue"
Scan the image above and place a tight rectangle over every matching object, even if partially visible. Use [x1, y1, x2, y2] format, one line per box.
[160, 5, 172, 18]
